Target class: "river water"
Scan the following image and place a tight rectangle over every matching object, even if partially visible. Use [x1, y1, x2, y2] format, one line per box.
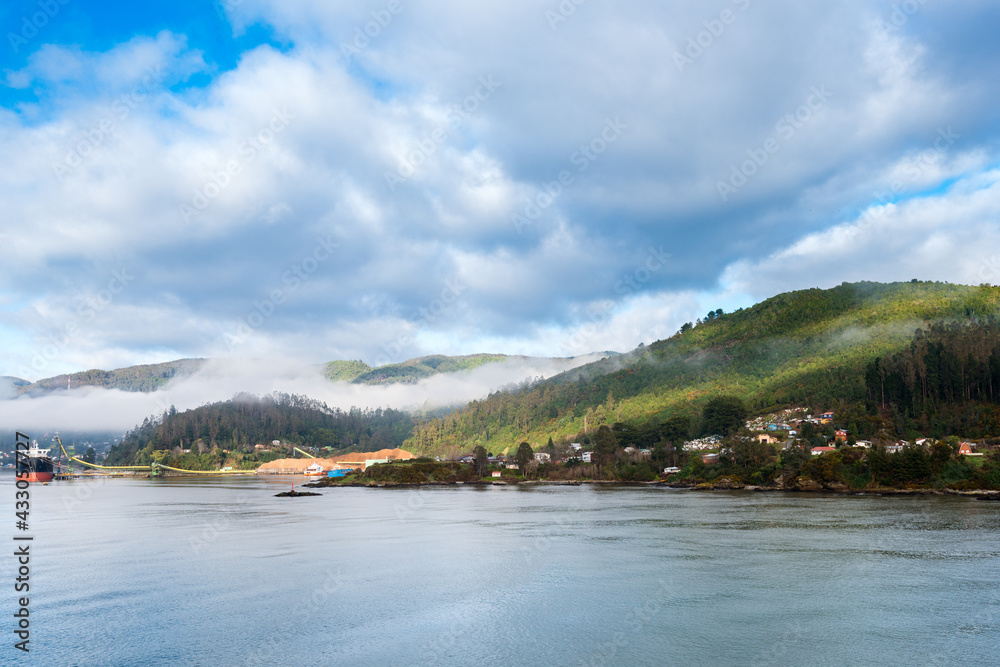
[7, 472, 1000, 666]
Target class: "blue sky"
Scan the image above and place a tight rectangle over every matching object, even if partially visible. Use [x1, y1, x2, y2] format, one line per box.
[3, 0, 1000, 381]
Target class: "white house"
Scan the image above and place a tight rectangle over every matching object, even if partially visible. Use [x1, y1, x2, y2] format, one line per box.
[569, 443, 582, 451]
[582, 452, 594, 463]
[534, 452, 551, 462]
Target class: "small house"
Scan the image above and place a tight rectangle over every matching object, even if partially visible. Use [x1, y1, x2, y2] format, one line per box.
[569, 443, 582, 451]
[492, 471, 502, 478]
[702, 453, 719, 464]
[811, 446, 837, 456]
[835, 430, 848, 442]
[663, 466, 681, 475]
[582, 452, 593, 463]
[534, 452, 551, 462]
[757, 434, 778, 445]
[959, 442, 974, 456]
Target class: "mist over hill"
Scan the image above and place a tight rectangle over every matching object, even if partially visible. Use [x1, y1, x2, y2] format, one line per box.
[406, 281, 1000, 457]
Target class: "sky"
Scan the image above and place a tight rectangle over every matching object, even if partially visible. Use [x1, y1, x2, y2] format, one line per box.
[3, 0, 1000, 383]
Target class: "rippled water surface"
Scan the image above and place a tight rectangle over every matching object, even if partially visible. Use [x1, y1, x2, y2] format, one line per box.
[9, 472, 1000, 666]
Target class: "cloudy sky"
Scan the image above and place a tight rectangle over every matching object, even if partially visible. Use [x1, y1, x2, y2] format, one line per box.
[3, 0, 1000, 382]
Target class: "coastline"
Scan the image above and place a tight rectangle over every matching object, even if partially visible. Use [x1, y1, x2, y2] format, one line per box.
[303, 477, 1000, 499]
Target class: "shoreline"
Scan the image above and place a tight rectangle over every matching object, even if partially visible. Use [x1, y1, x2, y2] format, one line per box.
[303, 477, 1000, 499]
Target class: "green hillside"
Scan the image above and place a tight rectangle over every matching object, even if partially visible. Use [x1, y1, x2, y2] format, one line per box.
[349, 354, 514, 384]
[105, 392, 415, 468]
[15, 359, 206, 396]
[322, 360, 373, 382]
[406, 281, 1000, 457]
[11, 353, 532, 398]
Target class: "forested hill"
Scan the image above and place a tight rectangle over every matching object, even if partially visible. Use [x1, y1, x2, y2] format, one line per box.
[105, 393, 415, 466]
[406, 281, 1000, 457]
[323, 353, 562, 384]
[10, 353, 556, 399]
[12, 359, 206, 396]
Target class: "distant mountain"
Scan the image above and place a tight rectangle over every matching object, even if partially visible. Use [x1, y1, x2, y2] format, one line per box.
[8, 352, 592, 399]
[0, 376, 30, 399]
[322, 360, 373, 382]
[406, 281, 1000, 456]
[334, 354, 517, 385]
[10, 359, 206, 397]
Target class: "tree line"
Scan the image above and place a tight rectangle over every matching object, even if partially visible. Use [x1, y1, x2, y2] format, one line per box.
[104, 392, 415, 465]
[866, 320, 1000, 437]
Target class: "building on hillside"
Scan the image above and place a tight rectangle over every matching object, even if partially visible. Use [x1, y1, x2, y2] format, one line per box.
[506, 463, 519, 469]
[663, 466, 681, 475]
[959, 442, 974, 456]
[854, 440, 873, 449]
[885, 441, 908, 454]
[819, 411, 834, 420]
[582, 452, 594, 463]
[811, 446, 837, 456]
[534, 452, 551, 462]
[757, 434, 778, 445]
[835, 429, 848, 443]
[569, 443, 582, 451]
[702, 453, 719, 464]
[492, 471, 502, 478]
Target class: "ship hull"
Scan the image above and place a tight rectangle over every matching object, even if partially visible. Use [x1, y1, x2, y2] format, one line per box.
[17, 450, 55, 483]
[18, 471, 55, 483]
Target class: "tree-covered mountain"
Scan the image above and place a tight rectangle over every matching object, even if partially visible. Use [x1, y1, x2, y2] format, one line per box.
[11, 359, 206, 396]
[325, 354, 528, 385]
[10, 353, 559, 399]
[104, 392, 415, 467]
[322, 360, 374, 382]
[406, 281, 1000, 457]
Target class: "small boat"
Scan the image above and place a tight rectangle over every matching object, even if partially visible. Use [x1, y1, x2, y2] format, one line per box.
[303, 462, 326, 477]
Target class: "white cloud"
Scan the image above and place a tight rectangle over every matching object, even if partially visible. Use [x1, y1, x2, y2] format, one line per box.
[2, 1, 999, 378]
[0, 354, 605, 433]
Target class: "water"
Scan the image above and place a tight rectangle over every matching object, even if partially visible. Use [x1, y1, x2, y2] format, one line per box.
[7, 472, 1000, 666]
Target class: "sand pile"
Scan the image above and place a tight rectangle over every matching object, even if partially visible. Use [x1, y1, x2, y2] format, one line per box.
[256, 458, 339, 474]
[329, 448, 415, 463]
[256, 449, 415, 474]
